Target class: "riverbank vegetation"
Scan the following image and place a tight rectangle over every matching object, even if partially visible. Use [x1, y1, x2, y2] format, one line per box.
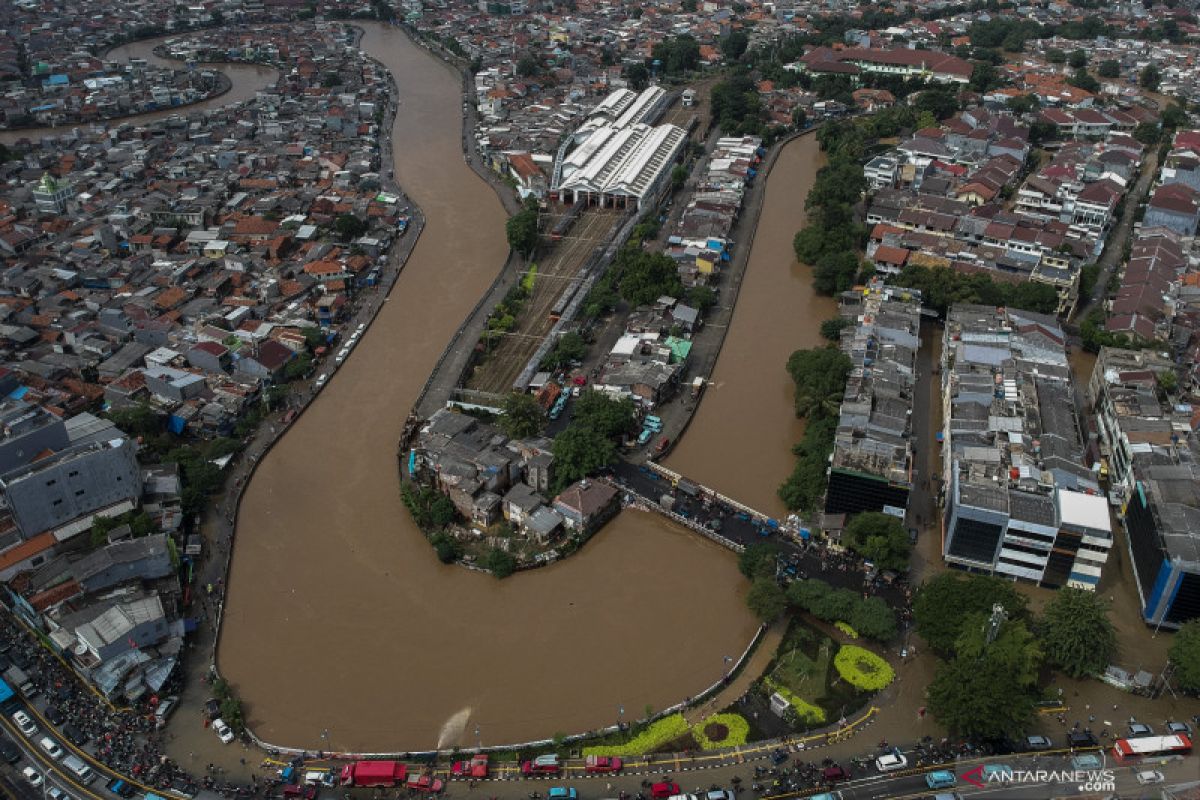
[777, 347, 852, 512]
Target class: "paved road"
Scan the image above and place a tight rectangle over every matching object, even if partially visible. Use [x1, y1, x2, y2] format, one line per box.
[1073, 149, 1160, 320]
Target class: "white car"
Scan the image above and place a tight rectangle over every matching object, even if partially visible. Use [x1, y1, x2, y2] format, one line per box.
[213, 718, 235, 744]
[1136, 770, 1165, 785]
[21, 766, 43, 787]
[48, 788, 71, 800]
[39, 735, 64, 759]
[314, 374, 329, 389]
[875, 752, 908, 772]
[11, 710, 36, 736]
[356, 323, 366, 333]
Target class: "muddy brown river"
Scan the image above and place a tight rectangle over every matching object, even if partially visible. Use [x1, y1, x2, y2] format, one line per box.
[214, 24, 758, 750]
[666, 136, 836, 517]
[0, 38, 277, 145]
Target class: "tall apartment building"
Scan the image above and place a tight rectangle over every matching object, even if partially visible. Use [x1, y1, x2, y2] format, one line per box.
[824, 281, 921, 517]
[1087, 347, 1200, 628]
[940, 305, 1111, 589]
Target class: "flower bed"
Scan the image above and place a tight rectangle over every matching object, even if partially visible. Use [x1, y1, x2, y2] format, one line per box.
[834, 622, 858, 639]
[833, 645, 894, 691]
[583, 713, 690, 756]
[763, 678, 826, 724]
[692, 713, 750, 750]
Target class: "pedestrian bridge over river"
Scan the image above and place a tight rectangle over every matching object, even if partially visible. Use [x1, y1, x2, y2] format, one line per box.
[609, 461, 808, 555]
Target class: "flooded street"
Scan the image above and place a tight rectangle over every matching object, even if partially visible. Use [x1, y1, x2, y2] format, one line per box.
[666, 135, 835, 516]
[0, 38, 277, 145]
[215, 24, 756, 751]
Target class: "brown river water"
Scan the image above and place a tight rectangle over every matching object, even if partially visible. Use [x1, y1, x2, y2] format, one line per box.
[0, 39, 277, 145]
[212, 24, 761, 751]
[666, 136, 836, 518]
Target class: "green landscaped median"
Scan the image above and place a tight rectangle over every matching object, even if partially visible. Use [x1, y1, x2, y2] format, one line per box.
[833, 645, 894, 692]
[583, 714, 690, 757]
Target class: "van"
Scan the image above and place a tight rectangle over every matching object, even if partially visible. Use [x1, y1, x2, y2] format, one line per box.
[304, 770, 335, 787]
[925, 770, 956, 790]
[63, 754, 95, 784]
[155, 695, 179, 727]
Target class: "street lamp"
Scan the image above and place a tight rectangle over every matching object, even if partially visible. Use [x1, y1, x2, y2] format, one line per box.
[618, 705, 625, 730]
[475, 724, 482, 750]
[723, 655, 732, 678]
[320, 728, 329, 756]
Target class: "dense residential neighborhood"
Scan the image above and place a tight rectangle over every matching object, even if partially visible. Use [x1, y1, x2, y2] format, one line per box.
[0, 0, 1198, 798]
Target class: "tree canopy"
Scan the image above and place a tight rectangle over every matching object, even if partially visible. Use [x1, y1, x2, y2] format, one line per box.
[738, 541, 782, 580]
[843, 512, 911, 572]
[746, 577, 788, 621]
[926, 649, 1038, 739]
[506, 207, 540, 257]
[1169, 619, 1200, 692]
[551, 426, 615, 492]
[786, 348, 853, 419]
[572, 390, 636, 440]
[619, 250, 683, 307]
[1038, 588, 1116, 678]
[333, 213, 368, 241]
[499, 392, 545, 439]
[652, 35, 700, 75]
[913, 572, 1029, 655]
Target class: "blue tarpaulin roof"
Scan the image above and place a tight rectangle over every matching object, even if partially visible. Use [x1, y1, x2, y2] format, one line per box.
[8, 386, 27, 400]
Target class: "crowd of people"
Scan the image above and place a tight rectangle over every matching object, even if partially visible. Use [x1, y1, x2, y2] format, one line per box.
[0, 615, 205, 796]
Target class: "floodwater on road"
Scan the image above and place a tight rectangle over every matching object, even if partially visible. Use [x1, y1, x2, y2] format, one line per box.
[0, 37, 277, 145]
[666, 136, 836, 517]
[215, 23, 757, 751]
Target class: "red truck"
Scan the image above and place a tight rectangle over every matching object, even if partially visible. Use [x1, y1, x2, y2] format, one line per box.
[340, 761, 408, 787]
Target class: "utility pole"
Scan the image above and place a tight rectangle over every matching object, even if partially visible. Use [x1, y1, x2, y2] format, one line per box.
[985, 603, 1007, 646]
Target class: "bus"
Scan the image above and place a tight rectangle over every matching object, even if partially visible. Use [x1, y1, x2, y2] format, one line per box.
[1112, 735, 1192, 760]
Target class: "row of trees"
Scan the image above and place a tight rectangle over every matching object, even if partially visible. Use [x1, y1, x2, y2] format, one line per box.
[777, 347, 852, 512]
[916, 573, 1118, 738]
[892, 264, 1061, 317]
[737, 542, 897, 638]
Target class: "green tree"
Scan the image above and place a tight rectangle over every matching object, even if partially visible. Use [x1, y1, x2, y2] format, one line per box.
[572, 390, 635, 439]
[551, 426, 616, 491]
[1169, 619, 1200, 692]
[1134, 122, 1162, 145]
[624, 62, 650, 91]
[913, 573, 1029, 655]
[333, 213, 368, 241]
[686, 285, 717, 311]
[786, 348, 852, 419]
[1068, 49, 1087, 69]
[618, 250, 683, 306]
[721, 31, 749, 61]
[1038, 588, 1116, 678]
[541, 330, 588, 370]
[1098, 60, 1120, 78]
[738, 541, 782, 580]
[1139, 64, 1161, 91]
[430, 532, 464, 563]
[969, 61, 1000, 93]
[106, 403, 164, 438]
[1161, 103, 1188, 130]
[913, 89, 959, 120]
[746, 577, 788, 621]
[517, 54, 540, 77]
[1068, 69, 1099, 93]
[842, 512, 911, 572]
[671, 164, 689, 189]
[927, 653, 1037, 738]
[850, 596, 898, 641]
[955, 614, 1042, 687]
[819, 316, 854, 341]
[506, 207, 539, 257]
[1006, 94, 1038, 114]
[499, 392, 545, 439]
[651, 35, 700, 76]
[1046, 48, 1066, 64]
[483, 546, 517, 578]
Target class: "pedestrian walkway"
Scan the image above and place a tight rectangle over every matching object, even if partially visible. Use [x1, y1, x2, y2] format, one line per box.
[684, 621, 785, 726]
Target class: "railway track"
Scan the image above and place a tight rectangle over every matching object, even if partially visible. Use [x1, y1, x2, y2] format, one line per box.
[466, 207, 620, 394]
